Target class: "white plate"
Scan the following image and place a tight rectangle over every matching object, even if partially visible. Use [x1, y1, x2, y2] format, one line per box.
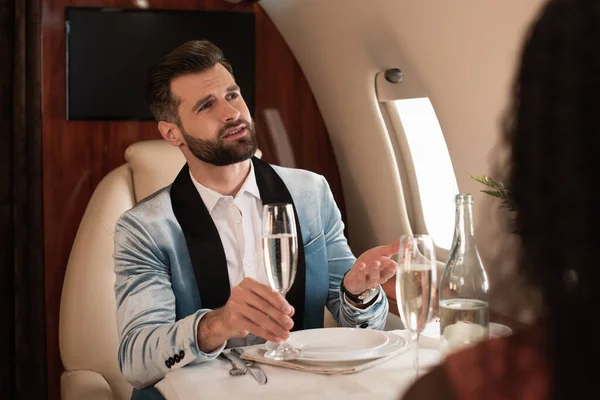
[421, 319, 513, 340]
[265, 330, 409, 364]
[285, 328, 388, 360]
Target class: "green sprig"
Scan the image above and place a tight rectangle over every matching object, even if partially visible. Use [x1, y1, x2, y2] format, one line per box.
[469, 174, 512, 210]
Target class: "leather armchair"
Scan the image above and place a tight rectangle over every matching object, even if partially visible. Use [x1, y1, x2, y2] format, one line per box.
[57, 138, 360, 399]
[60, 140, 191, 400]
[59, 140, 345, 400]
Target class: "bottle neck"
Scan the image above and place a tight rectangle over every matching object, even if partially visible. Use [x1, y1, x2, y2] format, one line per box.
[454, 201, 474, 241]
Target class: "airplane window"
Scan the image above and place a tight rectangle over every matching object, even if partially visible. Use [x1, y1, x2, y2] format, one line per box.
[392, 97, 458, 250]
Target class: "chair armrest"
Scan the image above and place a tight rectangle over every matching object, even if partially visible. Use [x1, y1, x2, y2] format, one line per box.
[61, 370, 123, 400]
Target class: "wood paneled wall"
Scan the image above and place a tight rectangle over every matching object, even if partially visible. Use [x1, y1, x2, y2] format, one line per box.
[42, 1, 344, 399]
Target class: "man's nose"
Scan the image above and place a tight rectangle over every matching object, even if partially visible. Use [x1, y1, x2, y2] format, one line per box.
[220, 102, 241, 122]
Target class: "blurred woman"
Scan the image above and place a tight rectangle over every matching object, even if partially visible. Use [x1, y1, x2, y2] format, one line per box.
[403, 0, 599, 398]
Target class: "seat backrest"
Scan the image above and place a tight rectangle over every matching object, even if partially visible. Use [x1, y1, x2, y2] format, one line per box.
[59, 140, 186, 400]
[59, 140, 266, 399]
[124, 140, 189, 202]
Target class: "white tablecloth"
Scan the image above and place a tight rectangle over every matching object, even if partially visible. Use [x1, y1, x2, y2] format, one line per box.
[155, 330, 442, 400]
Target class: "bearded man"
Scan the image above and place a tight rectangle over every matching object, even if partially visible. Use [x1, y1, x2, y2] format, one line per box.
[113, 40, 398, 397]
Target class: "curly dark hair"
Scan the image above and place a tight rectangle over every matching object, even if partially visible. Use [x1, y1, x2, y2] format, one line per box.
[506, 0, 599, 397]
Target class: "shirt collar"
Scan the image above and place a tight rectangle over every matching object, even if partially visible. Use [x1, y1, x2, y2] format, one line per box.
[241, 161, 261, 200]
[189, 161, 261, 213]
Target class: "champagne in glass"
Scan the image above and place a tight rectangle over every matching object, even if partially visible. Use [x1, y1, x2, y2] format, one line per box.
[396, 234, 437, 380]
[263, 233, 297, 293]
[397, 264, 433, 332]
[261, 203, 301, 360]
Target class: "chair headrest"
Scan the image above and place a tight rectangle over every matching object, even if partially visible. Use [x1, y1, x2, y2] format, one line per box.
[125, 140, 185, 202]
[125, 140, 263, 203]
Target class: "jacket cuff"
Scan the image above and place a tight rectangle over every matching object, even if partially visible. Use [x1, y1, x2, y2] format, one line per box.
[165, 309, 225, 372]
[340, 287, 384, 313]
[192, 310, 227, 358]
[338, 289, 388, 329]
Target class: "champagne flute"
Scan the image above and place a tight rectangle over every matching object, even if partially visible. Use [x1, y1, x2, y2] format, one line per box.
[396, 234, 437, 380]
[261, 203, 301, 360]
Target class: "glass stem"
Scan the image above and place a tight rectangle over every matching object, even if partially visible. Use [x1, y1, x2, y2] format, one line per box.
[413, 332, 420, 380]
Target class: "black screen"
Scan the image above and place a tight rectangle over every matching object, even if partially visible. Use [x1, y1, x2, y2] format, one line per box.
[66, 8, 255, 121]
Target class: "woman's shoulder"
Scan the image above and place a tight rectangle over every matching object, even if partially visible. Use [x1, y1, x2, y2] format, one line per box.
[402, 325, 548, 400]
[442, 325, 549, 400]
[402, 364, 456, 400]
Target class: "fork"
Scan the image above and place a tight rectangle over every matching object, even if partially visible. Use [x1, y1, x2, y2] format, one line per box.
[218, 352, 247, 376]
[230, 348, 268, 385]
[231, 348, 258, 368]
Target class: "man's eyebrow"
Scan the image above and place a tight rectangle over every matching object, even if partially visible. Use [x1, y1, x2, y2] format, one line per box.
[190, 86, 240, 113]
[191, 94, 214, 113]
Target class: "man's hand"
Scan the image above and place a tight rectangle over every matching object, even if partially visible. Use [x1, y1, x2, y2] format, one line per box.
[197, 278, 294, 353]
[343, 239, 400, 296]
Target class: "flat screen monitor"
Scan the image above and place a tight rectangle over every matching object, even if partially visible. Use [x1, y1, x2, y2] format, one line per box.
[65, 7, 255, 121]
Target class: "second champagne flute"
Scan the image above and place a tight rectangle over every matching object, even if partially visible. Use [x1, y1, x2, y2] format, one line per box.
[396, 234, 437, 380]
[262, 203, 301, 360]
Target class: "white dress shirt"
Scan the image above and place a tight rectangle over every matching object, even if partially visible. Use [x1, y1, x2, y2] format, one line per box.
[189, 163, 268, 289]
[189, 163, 380, 349]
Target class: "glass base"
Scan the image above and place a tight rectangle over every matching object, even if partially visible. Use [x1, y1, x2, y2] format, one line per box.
[264, 342, 301, 361]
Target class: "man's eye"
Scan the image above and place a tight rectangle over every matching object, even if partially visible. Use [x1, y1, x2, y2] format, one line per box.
[227, 93, 239, 100]
[199, 102, 212, 112]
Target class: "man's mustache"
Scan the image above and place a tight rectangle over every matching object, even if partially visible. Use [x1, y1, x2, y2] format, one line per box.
[218, 120, 253, 139]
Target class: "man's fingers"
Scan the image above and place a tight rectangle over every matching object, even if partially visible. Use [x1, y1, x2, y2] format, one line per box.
[244, 291, 294, 330]
[362, 259, 397, 288]
[238, 278, 294, 316]
[366, 271, 381, 288]
[357, 239, 400, 265]
[354, 263, 368, 287]
[364, 261, 381, 286]
[229, 329, 250, 339]
[242, 278, 292, 314]
[239, 305, 291, 341]
[372, 239, 401, 259]
[240, 316, 288, 343]
[361, 260, 380, 273]
[379, 259, 398, 282]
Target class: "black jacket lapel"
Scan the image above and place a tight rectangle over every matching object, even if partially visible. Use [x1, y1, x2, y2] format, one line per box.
[170, 164, 230, 310]
[252, 157, 306, 331]
[170, 159, 306, 331]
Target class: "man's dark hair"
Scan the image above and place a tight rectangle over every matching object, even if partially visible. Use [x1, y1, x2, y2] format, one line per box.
[145, 40, 233, 122]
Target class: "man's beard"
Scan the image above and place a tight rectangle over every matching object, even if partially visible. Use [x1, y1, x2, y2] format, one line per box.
[180, 119, 258, 167]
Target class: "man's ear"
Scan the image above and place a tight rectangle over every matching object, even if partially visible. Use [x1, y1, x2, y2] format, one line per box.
[158, 121, 184, 147]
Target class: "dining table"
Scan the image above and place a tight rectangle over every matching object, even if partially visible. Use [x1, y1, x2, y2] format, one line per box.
[154, 329, 443, 400]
